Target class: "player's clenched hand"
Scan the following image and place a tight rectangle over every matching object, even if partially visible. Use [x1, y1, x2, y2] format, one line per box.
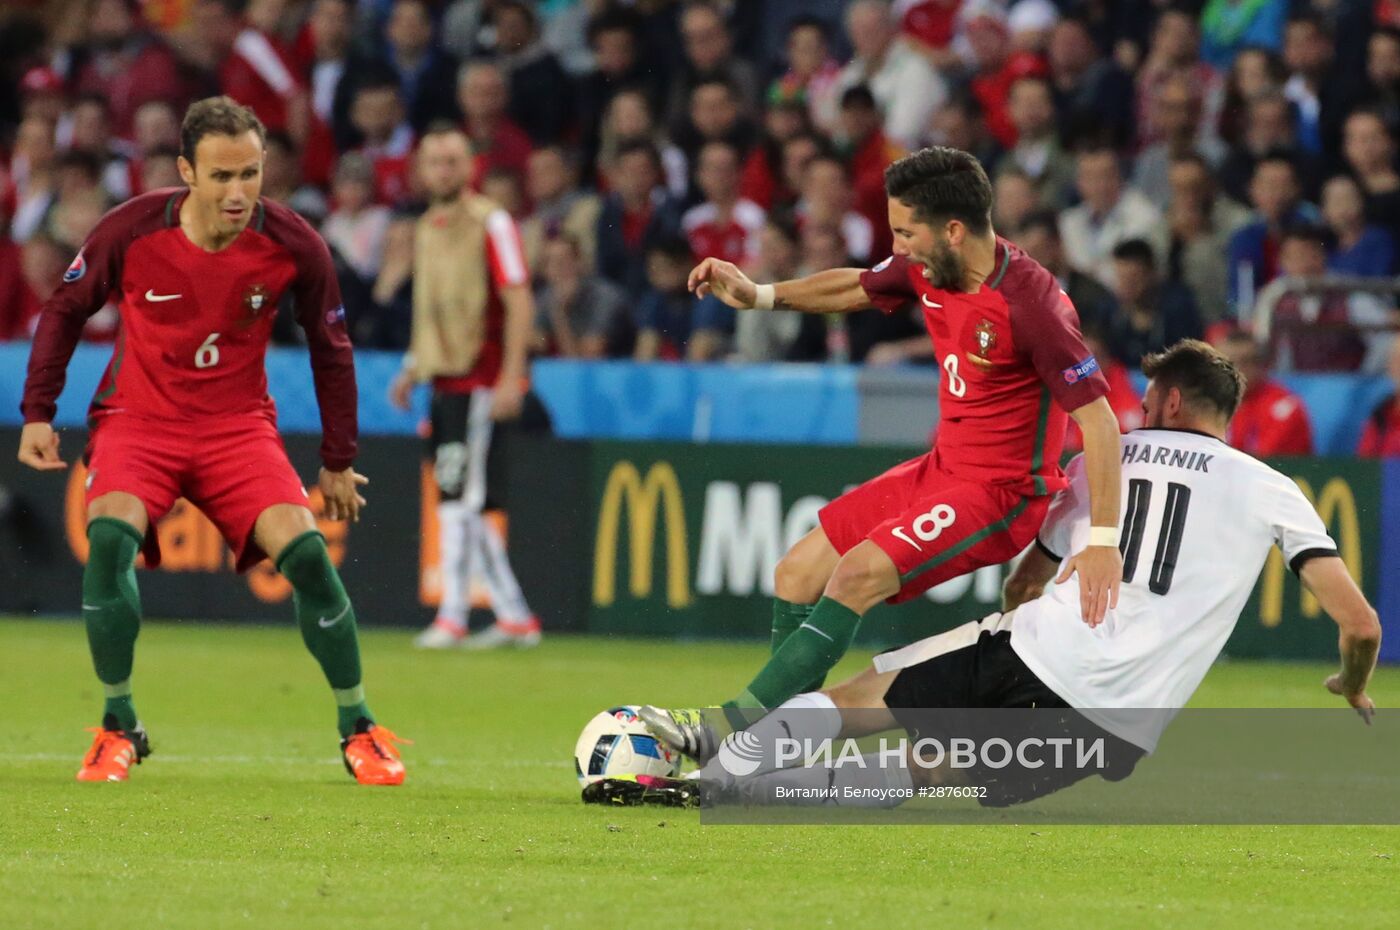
[1325, 674, 1376, 725]
[1056, 545, 1122, 628]
[688, 257, 757, 310]
[18, 422, 67, 471]
[319, 467, 368, 522]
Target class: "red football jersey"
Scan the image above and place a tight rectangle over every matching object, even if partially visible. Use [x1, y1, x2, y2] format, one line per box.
[682, 199, 766, 267]
[1226, 378, 1314, 456]
[21, 188, 357, 470]
[860, 240, 1109, 495]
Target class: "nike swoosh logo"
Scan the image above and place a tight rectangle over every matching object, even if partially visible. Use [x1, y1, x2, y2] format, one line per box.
[145, 290, 182, 302]
[317, 603, 351, 628]
[82, 603, 101, 611]
[921, 294, 942, 309]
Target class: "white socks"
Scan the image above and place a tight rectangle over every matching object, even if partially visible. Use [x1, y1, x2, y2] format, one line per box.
[437, 503, 533, 630]
[474, 515, 532, 624]
[700, 691, 844, 785]
[436, 502, 469, 630]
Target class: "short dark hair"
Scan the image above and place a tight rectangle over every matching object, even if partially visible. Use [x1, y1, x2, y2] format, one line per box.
[1279, 222, 1333, 251]
[1111, 238, 1156, 269]
[615, 138, 662, 170]
[787, 14, 829, 43]
[1141, 339, 1245, 420]
[1016, 209, 1060, 241]
[180, 96, 266, 165]
[1253, 149, 1299, 177]
[647, 236, 693, 263]
[766, 211, 800, 243]
[263, 129, 295, 155]
[55, 149, 104, 182]
[805, 151, 850, 181]
[73, 91, 112, 114]
[354, 68, 403, 96]
[496, 0, 537, 31]
[1286, 11, 1331, 39]
[544, 231, 582, 257]
[839, 84, 878, 111]
[587, 7, 643, 45]
[1168, 150, 1210, 171]
[691, 75, 737, 100]
[883, 146, 993, 235]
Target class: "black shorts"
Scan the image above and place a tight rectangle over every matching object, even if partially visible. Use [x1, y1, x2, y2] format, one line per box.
[878, 613, 1145, 807]
[427, 388, 552, 508]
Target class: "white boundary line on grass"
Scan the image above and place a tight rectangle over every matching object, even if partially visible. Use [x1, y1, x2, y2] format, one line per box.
[13, 752, 569, 768]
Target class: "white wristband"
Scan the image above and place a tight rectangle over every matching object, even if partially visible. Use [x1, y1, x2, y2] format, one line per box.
[1088, 526, 1120, 548]
[753, 283, 776, 310]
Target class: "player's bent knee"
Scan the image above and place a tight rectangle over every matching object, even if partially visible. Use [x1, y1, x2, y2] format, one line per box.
[774, 549, 827, 604]
[256, 504, 319, 564]
[87, 492, 149, 536]
[824, 545, 899, 611]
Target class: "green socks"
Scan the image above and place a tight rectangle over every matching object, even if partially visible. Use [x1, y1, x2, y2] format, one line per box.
[769, 598, 828, 694]
[82, 523, 374, 738]
[83, 518, 143, 731]
[724, 596, 863, 728]
[276, 531, 373, 737]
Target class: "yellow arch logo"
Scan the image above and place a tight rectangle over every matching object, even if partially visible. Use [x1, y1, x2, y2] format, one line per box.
[593, 461, 691, 608]
[1259, 476, 1362, 626]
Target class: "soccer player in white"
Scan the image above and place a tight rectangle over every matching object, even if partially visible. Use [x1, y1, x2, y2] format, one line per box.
[635, 340, 1381, 807]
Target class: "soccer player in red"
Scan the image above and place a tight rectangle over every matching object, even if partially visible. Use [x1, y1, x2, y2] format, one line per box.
[16, 97, 407, 786]
[644, 147, 1125, 756]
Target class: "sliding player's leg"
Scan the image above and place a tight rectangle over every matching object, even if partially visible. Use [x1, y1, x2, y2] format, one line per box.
[690, 613, 1020, 809]
[721, 474, 1042, 726]
[640, 458, 924, 758]
[725, 539, 900, 726]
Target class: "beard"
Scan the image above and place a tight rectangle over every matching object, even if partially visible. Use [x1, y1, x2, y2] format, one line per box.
[921, 243, 965, 290]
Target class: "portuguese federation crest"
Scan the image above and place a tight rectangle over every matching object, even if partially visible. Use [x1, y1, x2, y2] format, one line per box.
[240, 283, 270, 327]
[967, 318, 998, 367]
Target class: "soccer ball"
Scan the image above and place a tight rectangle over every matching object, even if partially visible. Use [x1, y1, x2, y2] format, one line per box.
[574, 705, 680, 786]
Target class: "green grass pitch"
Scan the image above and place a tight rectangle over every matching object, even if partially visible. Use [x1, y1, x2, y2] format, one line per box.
[3, 617, 1398, 929]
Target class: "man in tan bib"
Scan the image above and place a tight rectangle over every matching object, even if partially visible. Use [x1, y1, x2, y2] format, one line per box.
[390, 124, 542, 650]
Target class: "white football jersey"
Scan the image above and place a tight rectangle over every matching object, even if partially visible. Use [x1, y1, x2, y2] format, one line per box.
[1009, 428, 1338, 750]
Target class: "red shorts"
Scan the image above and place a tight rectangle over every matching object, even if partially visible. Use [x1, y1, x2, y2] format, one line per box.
[818, 452, 1050, 604]
[85, 412, 310, 573]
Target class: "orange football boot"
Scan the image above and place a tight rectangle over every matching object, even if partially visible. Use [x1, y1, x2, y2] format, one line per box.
[76, 722, 151, 782]
[341, 723, 411, 785]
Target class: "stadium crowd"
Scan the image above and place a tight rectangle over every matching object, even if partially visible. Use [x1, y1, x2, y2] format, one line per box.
[1, 0, 1400, 455]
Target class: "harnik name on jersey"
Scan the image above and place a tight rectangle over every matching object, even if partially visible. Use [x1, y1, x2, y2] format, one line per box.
[1120, 440, 1214, 473]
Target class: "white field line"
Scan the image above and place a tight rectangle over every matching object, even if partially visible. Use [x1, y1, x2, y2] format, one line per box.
[10, 752, 569, 768]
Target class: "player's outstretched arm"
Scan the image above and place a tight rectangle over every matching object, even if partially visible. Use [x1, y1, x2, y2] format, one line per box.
[1301, 556, 1382, 723]
[688, 258, 871, 314]
[1057, 397, 1124, 627]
